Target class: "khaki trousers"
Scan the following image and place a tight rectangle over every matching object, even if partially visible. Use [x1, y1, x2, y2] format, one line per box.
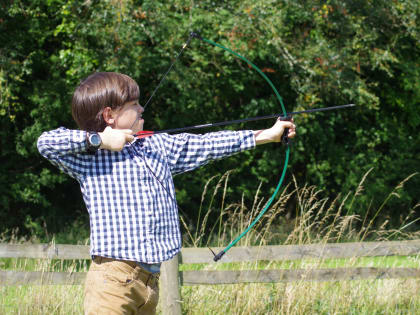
[84, 256, 160, 315]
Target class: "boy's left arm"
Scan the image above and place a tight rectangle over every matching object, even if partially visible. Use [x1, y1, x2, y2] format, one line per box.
[162, 119, 295, 175]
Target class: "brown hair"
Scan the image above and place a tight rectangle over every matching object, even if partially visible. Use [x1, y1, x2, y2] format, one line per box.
[71, 72, 140, 131]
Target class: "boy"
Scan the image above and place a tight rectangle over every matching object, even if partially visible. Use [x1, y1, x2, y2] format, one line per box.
[37, 72, 296, 314]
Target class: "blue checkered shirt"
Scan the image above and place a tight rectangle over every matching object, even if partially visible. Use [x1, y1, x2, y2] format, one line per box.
[37, 128, 255, 263]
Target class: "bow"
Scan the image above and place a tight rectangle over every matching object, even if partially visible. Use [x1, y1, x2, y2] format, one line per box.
[188, 32, 291, 261]
[138, 31, 292, 261]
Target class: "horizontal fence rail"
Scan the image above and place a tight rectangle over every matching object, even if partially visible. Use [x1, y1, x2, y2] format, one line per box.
[179, 240, 420, 263]
[1, 240, 420, 262]
[1, 267, 419, 286]
[180, 267, 420, 285]
[0, 244, 90, 260]
[0, 270, 85, 286]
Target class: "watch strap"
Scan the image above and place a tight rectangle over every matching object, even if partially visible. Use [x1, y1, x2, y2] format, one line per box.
[86, 132, 101, 153]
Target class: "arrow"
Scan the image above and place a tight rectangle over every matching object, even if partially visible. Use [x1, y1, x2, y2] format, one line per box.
[135, 104, 355, 138]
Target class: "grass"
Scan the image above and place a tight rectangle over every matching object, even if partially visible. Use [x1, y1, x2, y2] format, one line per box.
[1, 255, 419, 314]
[1, 285, 84, 314]
[180, 279, 419, 315]
[1, 279, 418, 315]
[0, 171, 419, 314]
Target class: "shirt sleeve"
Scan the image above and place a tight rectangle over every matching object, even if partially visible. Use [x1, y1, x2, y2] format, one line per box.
[37, 127, 92, 180]
[159, 130, 256, 175]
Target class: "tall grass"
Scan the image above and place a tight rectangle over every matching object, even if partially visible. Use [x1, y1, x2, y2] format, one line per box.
[1, 171, 419, 314]
[181, 170, 419, 248]
[181, 278, 420, 315]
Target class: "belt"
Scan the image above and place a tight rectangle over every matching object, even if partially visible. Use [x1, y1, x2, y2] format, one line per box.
[137, 261, 162, 274]
[93, 256, 160, 286]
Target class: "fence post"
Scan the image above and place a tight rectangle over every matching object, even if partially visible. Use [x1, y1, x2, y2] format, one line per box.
[160, 254, 181, 315]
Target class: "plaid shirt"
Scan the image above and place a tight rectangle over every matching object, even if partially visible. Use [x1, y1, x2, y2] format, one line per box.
[37, 127, 255, 263]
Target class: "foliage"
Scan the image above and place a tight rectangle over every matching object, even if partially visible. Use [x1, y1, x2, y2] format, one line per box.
[0, 0, 419, 236]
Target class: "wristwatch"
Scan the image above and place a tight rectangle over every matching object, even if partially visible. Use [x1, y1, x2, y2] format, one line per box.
[86, 132, 102, 153]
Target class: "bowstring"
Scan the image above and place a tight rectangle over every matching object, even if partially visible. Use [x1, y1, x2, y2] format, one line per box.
[130, 32, 194, 130]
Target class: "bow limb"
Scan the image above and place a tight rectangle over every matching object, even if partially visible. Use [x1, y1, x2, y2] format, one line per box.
[194, 35, 291, 261]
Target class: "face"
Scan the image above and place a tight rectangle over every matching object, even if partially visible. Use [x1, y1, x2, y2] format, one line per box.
[111, 100, 144, 134]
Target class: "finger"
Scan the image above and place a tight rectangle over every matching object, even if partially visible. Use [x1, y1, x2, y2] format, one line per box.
[281, 121, 295, 128]
[126, 134, 135, 142]
[288, 130, 296, 138]
[273, 119, 289, 127]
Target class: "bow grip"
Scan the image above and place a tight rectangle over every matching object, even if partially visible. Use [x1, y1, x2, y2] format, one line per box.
[279, 115, 292, 145]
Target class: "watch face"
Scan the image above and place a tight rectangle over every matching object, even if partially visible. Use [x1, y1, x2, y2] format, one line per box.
[89, 134, 101, 147]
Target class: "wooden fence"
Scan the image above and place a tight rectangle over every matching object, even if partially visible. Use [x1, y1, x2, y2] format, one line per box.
[1, 240, 420, 314]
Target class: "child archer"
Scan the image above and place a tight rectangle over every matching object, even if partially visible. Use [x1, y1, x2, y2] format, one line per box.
[37, 72, 296, 314]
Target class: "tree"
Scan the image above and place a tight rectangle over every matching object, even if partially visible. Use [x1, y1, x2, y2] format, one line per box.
[1, 0, 418, 237]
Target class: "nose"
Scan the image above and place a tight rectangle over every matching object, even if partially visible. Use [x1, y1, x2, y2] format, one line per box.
[135, 104, 144, 116]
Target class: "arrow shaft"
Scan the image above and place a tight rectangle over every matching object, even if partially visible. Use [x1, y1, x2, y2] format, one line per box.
[140, 104, 355, 137]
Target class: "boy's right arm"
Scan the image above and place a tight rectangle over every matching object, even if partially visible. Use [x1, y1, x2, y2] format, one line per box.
[38, 127, 135, 179]
[37, 127, 92, 179]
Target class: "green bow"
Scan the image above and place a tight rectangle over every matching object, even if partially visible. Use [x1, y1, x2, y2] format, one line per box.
[190, 33, 290, 261]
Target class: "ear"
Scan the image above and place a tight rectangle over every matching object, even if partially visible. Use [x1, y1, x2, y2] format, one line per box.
[102, 107, 115, 125]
